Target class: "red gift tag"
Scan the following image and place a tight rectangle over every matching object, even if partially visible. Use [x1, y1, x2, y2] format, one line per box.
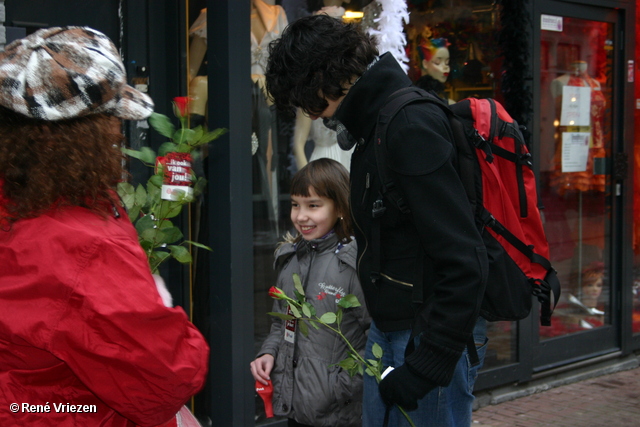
[255, 380, 274, 418]
[156, 153, 194, 201]
[156, 152, 193, 186]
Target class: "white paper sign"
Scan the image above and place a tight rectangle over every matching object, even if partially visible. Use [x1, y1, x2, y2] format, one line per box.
[541, 14, 563, 32]
[560, 86, 591, 126]
[561, 132, 590, 172]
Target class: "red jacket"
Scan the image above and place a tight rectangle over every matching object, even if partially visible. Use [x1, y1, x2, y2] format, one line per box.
[0, 200, 209, 426]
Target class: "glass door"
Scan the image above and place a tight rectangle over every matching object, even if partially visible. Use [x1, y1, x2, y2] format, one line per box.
[534, 1, 622, 369]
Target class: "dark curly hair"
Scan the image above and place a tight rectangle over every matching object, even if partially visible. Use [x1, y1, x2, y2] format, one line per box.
[289, 157, 352, 243]
[265, 14, 378, 118]
[0, 107, 125, 223]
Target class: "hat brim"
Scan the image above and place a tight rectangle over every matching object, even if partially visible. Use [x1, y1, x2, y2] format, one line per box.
[97, 84, 155, 121]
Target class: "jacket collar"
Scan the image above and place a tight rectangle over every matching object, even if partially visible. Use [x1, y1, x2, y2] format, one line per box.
[334, 53, 413, 144]
[295, 231, 340, 258]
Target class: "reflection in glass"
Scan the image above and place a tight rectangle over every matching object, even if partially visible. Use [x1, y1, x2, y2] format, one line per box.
[538, 16, 613, 339]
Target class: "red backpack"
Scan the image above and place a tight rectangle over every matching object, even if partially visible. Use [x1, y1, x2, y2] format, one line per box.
[373, 87, 560, 326]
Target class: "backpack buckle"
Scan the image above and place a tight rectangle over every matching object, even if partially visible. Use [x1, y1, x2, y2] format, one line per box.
[472, 129, 494, 162]
[372, 198, 386, 218]
[519, 152, 533, 167]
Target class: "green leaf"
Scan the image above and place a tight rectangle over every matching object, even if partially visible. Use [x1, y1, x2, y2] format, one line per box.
[134, 184, 147, 206]
[336, 308, 343, 326]
[302, 304, 311, 318]
[122, 146, 157, 165]
[299, 319, 309, 337]
[338, 357, 358, 375]
[148, 113, 175, 139]
[157, 226, 183, 244]
[195, 127, 228, 146]
[292, 273, 305, 298]
[372, 342, 383, 359]
[289, 303, 301, 318]
[148, 174, 163, 188]
[267, 312, 295, 321]
[117, 182, 136, 210]
[174, 143, 192, 153]
[337, 294, 361, 309]
[139, 239, 153, 251]
[158, 219, 174, 229]
[140, 227, 160, 243]
[173, 128, 196, 146]
[127, 205, 141, 223]
[135, 214, 156, 235]
[184, 240, 212, 251]
[149, 250, 171, 273]
[158, 200, 183, 219]
[309, 320, 320, 330]
[169, 245, 192, 263]
[303, 302, 316, 317]
[319, 312, 337, 324]
[158, 142, 178, 157]
[190, 125, 205, 143]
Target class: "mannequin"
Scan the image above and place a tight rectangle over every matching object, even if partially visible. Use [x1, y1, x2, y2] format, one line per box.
[549, 60, 606, 195]
[291, 1, 354, 172]
[292, 109, 354, 171]
[188, 9, 208, 118]
[251, 0, 289, 234]
[414, 37, 454, 105]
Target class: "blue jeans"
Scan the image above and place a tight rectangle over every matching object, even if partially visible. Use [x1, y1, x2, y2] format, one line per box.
[363, 317, 488, 427]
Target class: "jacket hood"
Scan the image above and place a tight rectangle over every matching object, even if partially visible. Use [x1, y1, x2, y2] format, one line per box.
[334, 53, 413, 144]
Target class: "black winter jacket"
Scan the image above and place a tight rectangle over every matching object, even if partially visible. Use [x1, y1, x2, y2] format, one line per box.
[334, 53, 488, 387]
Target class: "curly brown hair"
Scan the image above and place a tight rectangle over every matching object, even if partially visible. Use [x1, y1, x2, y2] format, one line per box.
[0, 106, 125, 223]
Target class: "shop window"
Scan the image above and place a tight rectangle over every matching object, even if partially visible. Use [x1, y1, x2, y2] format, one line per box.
[538, 16, 614, 339]
[632, 0, 640, 337]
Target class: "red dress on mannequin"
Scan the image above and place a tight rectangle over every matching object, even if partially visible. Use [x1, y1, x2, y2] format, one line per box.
[550, 73, 606, 195]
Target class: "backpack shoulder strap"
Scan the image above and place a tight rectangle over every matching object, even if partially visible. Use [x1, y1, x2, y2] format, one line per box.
[373, 87, 456, 215]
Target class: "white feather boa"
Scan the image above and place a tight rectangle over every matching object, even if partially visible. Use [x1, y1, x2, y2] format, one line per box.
[366, 0, 410, 73]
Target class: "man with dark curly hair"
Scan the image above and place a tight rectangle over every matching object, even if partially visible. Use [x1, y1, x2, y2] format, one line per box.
[0, 27, 209, 426]
[266, 14, 489, 426]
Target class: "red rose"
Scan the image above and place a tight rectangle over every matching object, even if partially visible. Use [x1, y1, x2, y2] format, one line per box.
[268, 286, 285, 299]
[173, 96, 192, 117]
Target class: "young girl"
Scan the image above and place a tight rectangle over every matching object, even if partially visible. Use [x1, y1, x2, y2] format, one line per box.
[250, 158, 370, 427]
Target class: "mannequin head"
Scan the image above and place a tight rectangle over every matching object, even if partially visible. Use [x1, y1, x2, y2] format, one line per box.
[418, 38, 451, 83]
[571, 60, 588, 76]
[580, 262, 605, 307]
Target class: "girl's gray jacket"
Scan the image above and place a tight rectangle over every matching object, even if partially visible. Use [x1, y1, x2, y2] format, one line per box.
[258, 233, 370, 427]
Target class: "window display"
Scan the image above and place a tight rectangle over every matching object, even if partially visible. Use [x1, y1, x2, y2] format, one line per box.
[538, 16, 613, 339]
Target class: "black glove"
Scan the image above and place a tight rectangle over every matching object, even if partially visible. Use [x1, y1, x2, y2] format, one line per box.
[378, 364, 437, 411]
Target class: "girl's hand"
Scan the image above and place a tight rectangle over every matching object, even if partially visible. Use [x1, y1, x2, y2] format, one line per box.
[250, 354, 275, 385]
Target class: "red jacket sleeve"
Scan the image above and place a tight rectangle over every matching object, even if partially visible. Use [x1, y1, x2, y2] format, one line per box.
[48, 236, 209, 426]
